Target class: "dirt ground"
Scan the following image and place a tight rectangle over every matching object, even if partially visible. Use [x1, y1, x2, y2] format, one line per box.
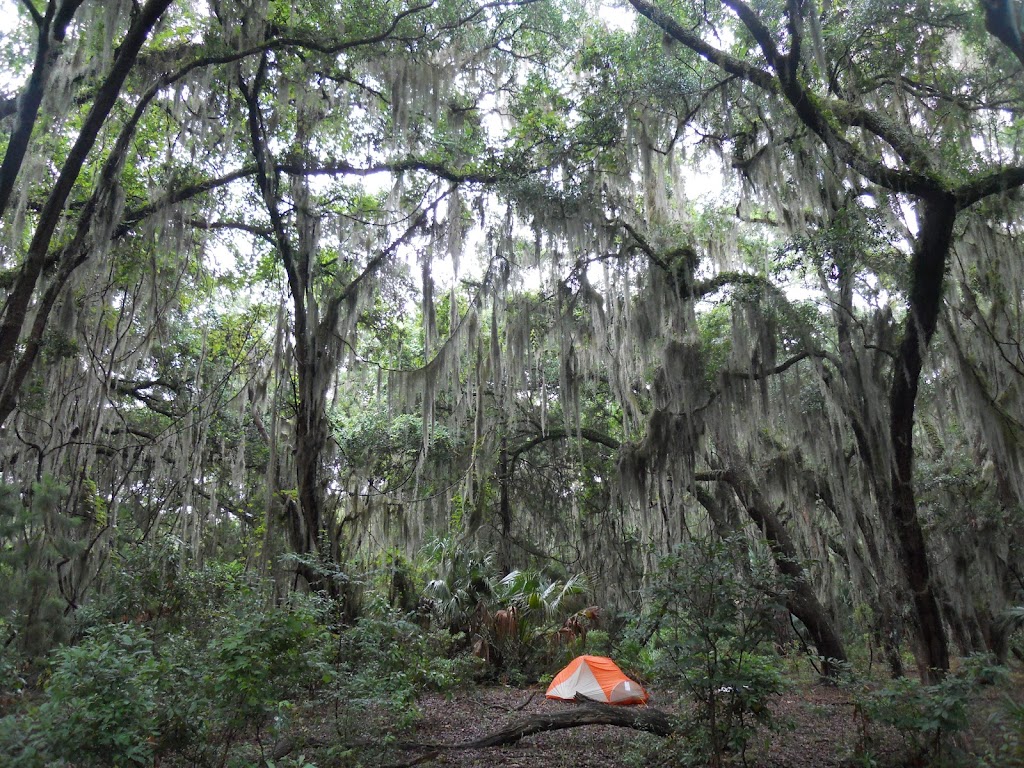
[403, 684, 896, 768]
[284, 678, 1017, 768]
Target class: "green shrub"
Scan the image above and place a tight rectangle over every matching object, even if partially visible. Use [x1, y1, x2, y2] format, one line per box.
[613, 624, 660, 681]
[0, 558, 489, 766]
[39, 623, 161, 767]
[984, 693, 1024, 767]
[0, 615, 27, 699]
[0, 569, 334, 767]
[76, 539, 252, 640]
[155, 590, 333, 764]
[645, 535, 789, 768]
[0, 713, 46, 768]
[208, 599, 333, 731]
[334, 606, 481, 711]
[852, 654, 1007, 765]
[583, 629, 611, 656]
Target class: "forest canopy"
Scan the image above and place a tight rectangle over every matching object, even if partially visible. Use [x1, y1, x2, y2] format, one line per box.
[1, 0, 1024, 764]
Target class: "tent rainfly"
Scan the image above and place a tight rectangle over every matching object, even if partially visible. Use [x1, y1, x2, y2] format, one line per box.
[545, 655, 649, 705]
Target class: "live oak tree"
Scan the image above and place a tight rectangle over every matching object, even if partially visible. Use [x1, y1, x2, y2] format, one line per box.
[322, 0, 1024, 681]
[222, 0, 575, 583]
[611, 0, 1024, 681]
[0, 0, 232, 642]
[398, 0, 1024, 682]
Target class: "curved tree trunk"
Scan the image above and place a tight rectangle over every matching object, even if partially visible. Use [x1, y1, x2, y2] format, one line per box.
[695, 471, 848, 678]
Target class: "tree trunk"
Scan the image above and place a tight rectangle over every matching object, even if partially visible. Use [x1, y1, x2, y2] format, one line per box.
[831, 268, 906, 679]
[294, 412, 325, 555]
[888, 195, 956, 682]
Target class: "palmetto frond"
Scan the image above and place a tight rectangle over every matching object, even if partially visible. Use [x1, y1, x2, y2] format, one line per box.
[997, 606, 1024, 634]
[496, 569, 589, 621]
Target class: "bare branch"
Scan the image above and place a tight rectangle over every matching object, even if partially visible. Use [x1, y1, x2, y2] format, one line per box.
[508, 427, 621, 462]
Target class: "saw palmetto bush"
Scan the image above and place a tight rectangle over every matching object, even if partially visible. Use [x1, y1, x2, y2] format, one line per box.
[490, 568, 590, 675]
[421, 535, 498, 637]
[420, 536, 592, 679]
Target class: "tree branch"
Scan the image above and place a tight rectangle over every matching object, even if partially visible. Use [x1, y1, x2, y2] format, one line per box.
[0, 1, 59, 218]
[508, 427, 621, 462]
[17, 0, 43, 27]
[628, 0, 941, 195]
[0, 0, 175, 398]
[627, 0, 777, 91]
[954, 165, 1024, 209]
[978, 0, 1024, 69]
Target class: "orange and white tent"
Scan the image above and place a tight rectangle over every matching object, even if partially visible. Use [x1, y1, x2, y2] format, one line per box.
[545, 655, 648, 705]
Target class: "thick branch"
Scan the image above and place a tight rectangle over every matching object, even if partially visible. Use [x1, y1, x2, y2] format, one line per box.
[628, 0, 940, 195]
[116, 156, 519, 240]
[278, 157, 514, 184]
[826, 99, 933, 169]
[954, 165, 1024, 208]
[18, 0, 44, 27]
[239, 55, 307, 328]
[116, 168, 257, 236]
[508, 427, 621, 462]
[695, 466, 848, 676]
[0, 1, 63, 218]
[723, 351, 815, 380]
[319, 192, 443, 337]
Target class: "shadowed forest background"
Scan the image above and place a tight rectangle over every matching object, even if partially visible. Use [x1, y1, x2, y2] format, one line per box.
[1, 0, 1024, 765]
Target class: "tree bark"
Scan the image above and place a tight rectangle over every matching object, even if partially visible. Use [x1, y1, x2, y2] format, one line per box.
[239, 58, 333, 589]
[829, 251, 906, 679]
[624, 0, 968, 684]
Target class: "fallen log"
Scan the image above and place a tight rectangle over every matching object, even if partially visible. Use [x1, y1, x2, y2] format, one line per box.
[398, 699, 674, 751]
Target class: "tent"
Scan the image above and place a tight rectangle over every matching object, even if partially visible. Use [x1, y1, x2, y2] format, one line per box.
[545, 655, 649, 705]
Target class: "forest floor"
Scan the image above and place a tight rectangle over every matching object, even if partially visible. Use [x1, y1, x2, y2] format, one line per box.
[279, 676, 1020, 768]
